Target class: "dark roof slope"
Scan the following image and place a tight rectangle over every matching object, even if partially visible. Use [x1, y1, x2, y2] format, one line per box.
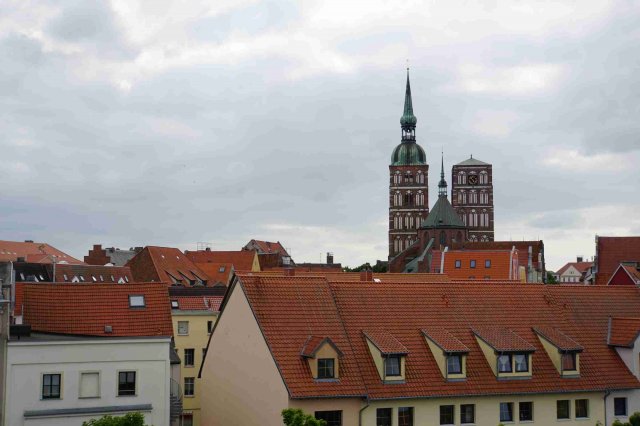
[422, 196, 465, 228]
[596, 237, 640, 285]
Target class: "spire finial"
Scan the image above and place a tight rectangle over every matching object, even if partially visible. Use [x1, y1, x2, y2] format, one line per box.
[400, 66, 417, 140]
[438, 151, 448, 198]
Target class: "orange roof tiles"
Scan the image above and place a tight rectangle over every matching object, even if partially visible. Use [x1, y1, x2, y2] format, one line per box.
[596, 237, 640, 285]
[233, 274, 640, 399]
[195, 262, 233, 285]
[245, 239, 289, 256]
[451, 240, 544, 271]
[23, 283, 173, 337]
[172, 296, 223, 311]
[443, 250, 516, 280]
[185, 250, 257, 272]
[422, 328, 469, 353]
[609, 317, 640, 347]
[363, 329, 409, 355]
[533, 327, 583, 351]
[557, 261, 593, 276]
[473, 327, 536, 352]
[127, 246, 212, 286]
[0, 240, 84, 264]
[54, 264, 133, 283]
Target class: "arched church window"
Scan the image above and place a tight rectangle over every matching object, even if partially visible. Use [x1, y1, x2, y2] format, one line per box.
[395, 191, 402, 206]
[480, 235, 489, 242]
[394, 238, 399, 253]
[440, 231, 447, 246]
[404, 172, 413, 184]
[417, 172, 424, 184]
[458, 172, 466, 184]
[469, 235, 478, 242]
[404, 192, 413, 206]
[480, 171, 488, 184]
[470, 190, 477, 204]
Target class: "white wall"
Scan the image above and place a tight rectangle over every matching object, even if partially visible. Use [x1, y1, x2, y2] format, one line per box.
[4, 337, 170, 426]
[610, 336, 640, 423]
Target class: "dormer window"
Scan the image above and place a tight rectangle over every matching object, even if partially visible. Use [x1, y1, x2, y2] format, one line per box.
[498, 354, 512, 373]
[317, 358, 335, 379]
[423, 328, 469, 381]
[364, 330, 408, 382]
[514, 353, 529, 372]
[534, 327, 583, 377]
[561, 352, 577, 371]
[447, 354, 462, 374]
[385, 356, 401, 376]
[301, 336, 342, 381]
[473, 327, 535, 378]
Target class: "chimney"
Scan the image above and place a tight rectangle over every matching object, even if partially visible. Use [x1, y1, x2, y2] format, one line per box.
[326, 252, 334, 265]
[93, 244, 102, 250]
[285, 268, 296, 277]
[360, 270, 373, 282]
[24, 240, 34, 243]
[205, 247, 211, 251]
[577, 256, 583, 263]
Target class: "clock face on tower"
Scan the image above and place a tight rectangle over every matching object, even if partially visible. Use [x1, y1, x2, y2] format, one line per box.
[468, 175, 478, 185]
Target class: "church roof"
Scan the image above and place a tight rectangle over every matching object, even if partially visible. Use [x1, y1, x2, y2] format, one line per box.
[422, 195, 466, 229]
[456, 156, 489, 166]
[391, 142, 426, 166]
[400, 69, 417, 128]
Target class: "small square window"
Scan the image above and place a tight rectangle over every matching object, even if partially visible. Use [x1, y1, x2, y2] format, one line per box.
[184, 348, 195, 367]
[446, 355, 462, 375]
[317, 358, 335, 379]
[218, 266, 225, 273]
[514, 353, 529, 372]
[184, 377, 195, 397]
[118, 371, 136, 396]
[614, 397, 627, 416]
[42, 373, 61, 399]
[440, 405, 454, 425]
[575, 399, 589, 418]
[562, 352, 577, 371]
[498, 354, 512, 372]
[455, 260, 461, 269]
[79, 372, 100, 398]
[500, 402, 513, 422]
[128, 295, 145, 307]
[460, 404, 475, 424]
[485, 259, 491, 268]
[557, 400, 570, 420]
[470, 260, 476, 268]
[519, 401, 533, 421]
[385, 356, 401, 377]
[171, 300, 179, 309]
[377, 408, 392, 426]
[177, 321, 189, 335]
[398, 407, 413, 426]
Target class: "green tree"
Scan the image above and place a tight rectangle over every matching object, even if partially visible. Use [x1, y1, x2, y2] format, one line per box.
[281, 408, 326, 426]
[82, 412, 149, 426]
[629, 411, 640, 426]
[546, 271, 558, 284]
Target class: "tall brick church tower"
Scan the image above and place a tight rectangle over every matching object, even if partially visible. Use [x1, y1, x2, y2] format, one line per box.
[388, 70, 429, 259]
[451, 156, 494, 241]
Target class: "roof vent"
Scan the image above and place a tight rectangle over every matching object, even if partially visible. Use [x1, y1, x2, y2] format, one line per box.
[104, 325, 113, 333]
[24, 240, 34, 243]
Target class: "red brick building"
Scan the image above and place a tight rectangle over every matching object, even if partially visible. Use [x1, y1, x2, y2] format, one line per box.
[594, 236, 640, 285]
[451, 156, 494, 242]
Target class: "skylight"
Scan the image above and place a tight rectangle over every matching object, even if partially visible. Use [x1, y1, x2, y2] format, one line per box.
[129, 295, 145, 308]
[171, 300, 179, 309]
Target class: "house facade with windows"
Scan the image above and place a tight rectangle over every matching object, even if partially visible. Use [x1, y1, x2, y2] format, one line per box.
[1, 283, 176, 426]
[200, 274, 640, 426]
[556, 258, 592, 284]
[170, 287, 223, 426]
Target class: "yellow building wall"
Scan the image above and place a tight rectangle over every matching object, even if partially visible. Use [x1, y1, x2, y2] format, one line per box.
[172, 311, 218, 426]
[289, 398, 361, 426]
[537, 335, 581, 377]
[251, 252, 261, 271]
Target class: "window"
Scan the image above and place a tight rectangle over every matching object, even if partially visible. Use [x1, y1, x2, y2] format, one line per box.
[177, 321, 189, 335]
[42, 373, 61, 399]
[218, 266, 225, 273]
[614, 397, 627, 416]
[377, 408, 392, 426]
[498, 354, 512, 372]
[500, 402, 513, 422]
[485, 259, 491, 268]
[440, 405, 454, 425]
[470, 260, 476, 268]
[128, 295, 145, 307]
[562, 352, 577, 371]
[315, 410, 342, 426]
[557, 400, 570, 420]
[460, 404, 475, 424]
[171, 300, 179, 309]
[118, 371, 136, 396]
[184, 348, 195, 367]
[447, 355, 462, 374]
[385, 356, 401, 377]
[207, 320, 214, 334]
[519, 401, 533, 421]
[182, 414, 194, 426]
[398, 407, 413, 426]
[455, 260, 461, 269]
[184, 377, 195, 397]
[575, 399, 589, 418]
[79, 372, 100, 398]
[514, 354, 529, 372]
[317, 358, 335, 379]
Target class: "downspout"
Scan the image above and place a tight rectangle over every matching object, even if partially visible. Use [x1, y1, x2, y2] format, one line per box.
[358, 396, 370, 426]
[604, 389, 610, 426]
[509, 247, 514, 280]
[440, 247, 447, 274]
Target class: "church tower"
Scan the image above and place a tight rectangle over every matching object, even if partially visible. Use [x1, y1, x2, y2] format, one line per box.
[451, 156, 495, 241]
[388, 69, 429, 259]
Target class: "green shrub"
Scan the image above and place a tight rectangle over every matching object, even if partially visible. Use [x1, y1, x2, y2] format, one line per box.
[82, 413, 149, 426]
[282, 408, 327, 426]
[629, 411, 640, 426]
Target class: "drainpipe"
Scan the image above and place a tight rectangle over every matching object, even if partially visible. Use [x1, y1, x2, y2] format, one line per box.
[604, 389, 610, 426]
[440, 247, 447, 274]
[358, 396, 370, 426]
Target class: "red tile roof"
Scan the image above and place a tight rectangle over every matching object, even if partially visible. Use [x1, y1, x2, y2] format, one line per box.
[172, 296, 223, 311]
[185, 250, 257, 272]
[233, 274, 640, 399]
[127, 246, 212, 286]
[195, 263, 233, 286]
[443, 250, 517, 280]
[54, 264, 133, 283]
[300, 336, 343, 358]
[557, 261, 593, 276]
[23, 283, 173, 337]
[608, 264, 640, 285]
[241, 271, 450, 282]
[596, 237, 640, 285]
[0, 240, 84, 264]
[245, 239, 289, 256]
[608, 317, 640, 347]
[422, 328, 469, 353]
[451, 240, 544, 272]
[363, 329, 409, 355]
[473, 327, 536, 352]
[533, 327, 583, 351]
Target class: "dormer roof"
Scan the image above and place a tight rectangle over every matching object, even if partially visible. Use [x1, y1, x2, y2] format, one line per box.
[301, 336, 343, 358]
[534, 327, 583, 352]
[608, 317, 640, 347]
[473, 327, 536, 352]
[422, 328, 469, 353]
[363, 330, 408, 355]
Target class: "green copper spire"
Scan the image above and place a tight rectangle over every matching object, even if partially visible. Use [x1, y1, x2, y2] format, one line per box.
[438, 151, 447, 197]
[400, 68, 417, 129]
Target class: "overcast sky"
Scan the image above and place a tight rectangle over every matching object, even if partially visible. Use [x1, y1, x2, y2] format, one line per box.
[1, 0, 639, 271]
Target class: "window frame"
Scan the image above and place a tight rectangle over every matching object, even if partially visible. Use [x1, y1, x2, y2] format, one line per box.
[117, 370, 137, 397]
[470, 260, 476, 269]
[497, 354, 512, 373]
[439, 405, 454, 425]
[41, 372, 62, 400]
[398, 407, 414, 426]
[177, 320, 189, 336]
[556, 399, 570, 420]
[317, 358, 336, 379]
[514, 353, 529, 372]
[460, 404, 475, 425]
[315, 410, 343, 426]
[184, 348, 195, 367]
[128, 294, 145, 308]
[207, 320, 214, 334]
[78, 370, 101, 399]
[184, 377, 195, 397]
[561, 352, 577, 371]
[446, 354, 462, 375]
[575, 399, 589, 419]
[499, 402, 514, 422]
[614, 397, 627, 417]
[455, 260, 461, 269]
[384, 355, 402, 377]
[519, 401, 533, 421]
[485, 259, 491, 268]
[376, 408, 392, 426]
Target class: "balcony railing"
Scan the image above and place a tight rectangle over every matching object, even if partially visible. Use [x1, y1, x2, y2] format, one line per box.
[169, 378, 183, 422]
